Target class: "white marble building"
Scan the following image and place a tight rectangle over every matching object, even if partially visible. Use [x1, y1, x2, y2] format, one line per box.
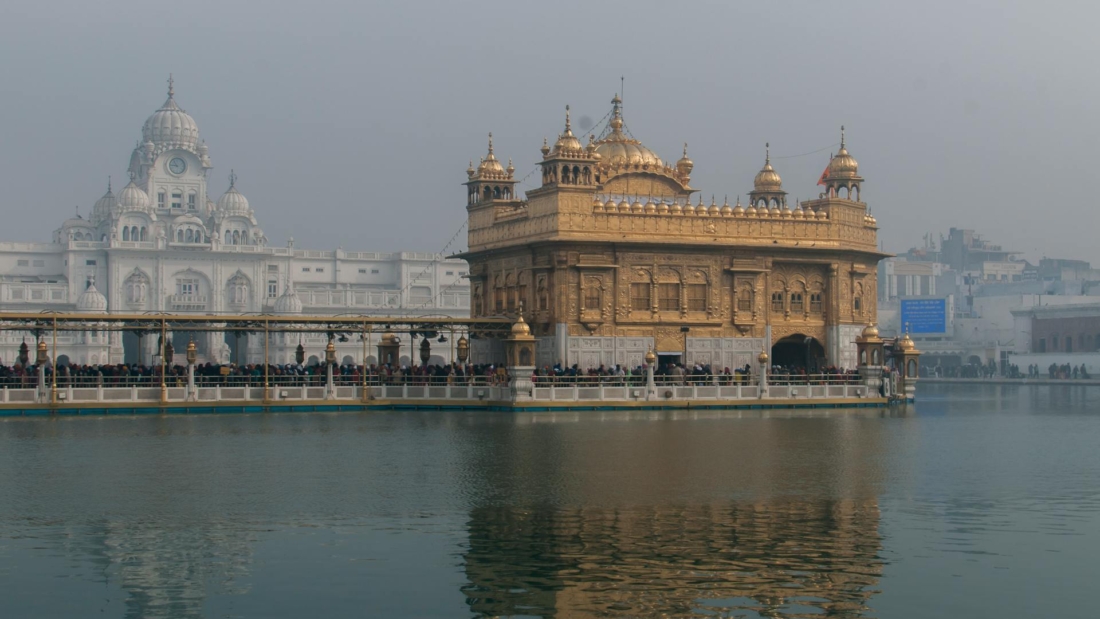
[0, 79, 469, 366]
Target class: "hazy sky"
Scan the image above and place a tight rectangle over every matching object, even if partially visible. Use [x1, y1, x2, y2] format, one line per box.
[1, 0, 1096, 264]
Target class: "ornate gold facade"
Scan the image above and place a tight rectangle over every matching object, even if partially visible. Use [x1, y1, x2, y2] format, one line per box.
[459, 96, 885, 369]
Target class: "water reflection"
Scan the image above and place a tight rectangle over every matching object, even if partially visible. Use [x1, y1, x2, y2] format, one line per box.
[463, 501, 883, 618]
[454, 409, 892, 618]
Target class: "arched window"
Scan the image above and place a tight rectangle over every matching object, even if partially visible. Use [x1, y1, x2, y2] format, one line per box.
[171, 191, 182, 209]
[1066, 336, 1073, 352]
[790, 292, 804, 313]
[810, 292, 823, 313]
[584, 285, 600, 310]
[140, 227, 147, 241]
[131, 226, 138, 241]
[687, 283, 707, 312]
[658, 283, 681, 312]
[185, 229, 194, 243]
[188, 193, 196, 209]
[157, 192, 165, 208]
[1038, 338, 1046, 353]
[771, 291, 785, 313]
[1052, 334, 1060, 351]
[176, 229, 184, 243]
[737, 287, 753, 312]
[122, 227, 130, 241]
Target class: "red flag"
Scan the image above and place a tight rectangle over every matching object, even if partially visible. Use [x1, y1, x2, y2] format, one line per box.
[817, 165, 829, 186]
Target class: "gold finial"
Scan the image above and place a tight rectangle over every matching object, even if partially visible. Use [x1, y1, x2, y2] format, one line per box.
[229, 169, 237, 188]
[564, 105, 571, 132]
[765, 142, 770, 164]
[167, 73, 174, 98]
[487, 132, 494, 156]
[840, 125, 846, 149]
[683, 142, 689, 157]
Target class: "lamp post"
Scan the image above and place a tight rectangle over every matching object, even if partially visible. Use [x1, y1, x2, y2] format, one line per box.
[186, 338, 197, 401]
[36, 339, 48, 403]
[644, 349, 657, 400]
[456, 334, 469, 364]
[757, 345, 769, 397]
[419, 337, 431, 366]
[324, 336, 336, 399]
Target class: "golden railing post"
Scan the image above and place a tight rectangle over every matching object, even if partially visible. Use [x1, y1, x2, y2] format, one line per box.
[361, 321, 368, 403]
[160, 317, 167, 405]
[263, 319, 270, 404]
[51, 316, 58, 405]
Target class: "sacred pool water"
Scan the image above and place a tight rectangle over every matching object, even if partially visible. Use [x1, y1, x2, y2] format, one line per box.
[1, 383, 1097, 618]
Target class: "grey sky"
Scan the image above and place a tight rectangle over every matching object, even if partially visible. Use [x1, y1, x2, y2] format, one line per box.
[1, 0, 1096, 264]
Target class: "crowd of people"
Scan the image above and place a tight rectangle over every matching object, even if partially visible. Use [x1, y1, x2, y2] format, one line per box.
[0, 359, 862, 389]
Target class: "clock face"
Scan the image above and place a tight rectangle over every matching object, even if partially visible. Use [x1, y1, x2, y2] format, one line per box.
[168, 157, 186, 174]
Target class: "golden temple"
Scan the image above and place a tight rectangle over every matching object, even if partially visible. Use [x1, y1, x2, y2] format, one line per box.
[460, 95, 885, 371]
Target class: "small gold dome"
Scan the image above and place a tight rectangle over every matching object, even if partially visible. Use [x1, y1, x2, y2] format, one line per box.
[511, 313, 531, 337]
[476, 133, 505, 176]
[683, 202, 696, 216]
[815, 208, 828, 220]
[645, 349, 657, 365]
[381, 331, 400, 345]
[793, 206, 805, 219]
[657, 201, 670, 215]
[644, 197, 657, 214]
[897, 332, 916, 351]
[720, 197, 733, 216]
[617, 198, 630, 212]
[670, 201, 683, 215]
[826, 126, 859, 178]
[733, 198, 746, 217]
[676, 143, 694, 175]
[746, 203, 757, 216]
[630, 197, 644, 213]
[753, 143, 783, 190]
[781, 205, 793, 218]
[861, 323, 881, 339]
[757, 346, 770, 365]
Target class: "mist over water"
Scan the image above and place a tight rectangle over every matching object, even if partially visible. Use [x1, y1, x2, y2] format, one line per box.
[1, 383, 1097, 618]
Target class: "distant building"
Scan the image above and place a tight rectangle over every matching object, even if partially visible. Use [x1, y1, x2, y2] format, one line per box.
[0, 80, 469, 366]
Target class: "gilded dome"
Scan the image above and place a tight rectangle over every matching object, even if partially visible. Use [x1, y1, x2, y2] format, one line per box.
[676, 143, 694, 175]
[217, 172, 251, 214]
[860, 323, 881, 340]
[475, 133, 507, 176]
[827, 126, 859, 178]
[142, 77, 200, 152]
[117, 178, 151, 211]
[551, 106, 584, 155]
[594, 95, 663, 168]
[753, 144, 782, 190]
[510, 313, 531, 337]
[897, 332, 916, 351]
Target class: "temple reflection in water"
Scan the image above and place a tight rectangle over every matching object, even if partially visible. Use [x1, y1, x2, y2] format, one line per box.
[462, 500, 882, 618]
[455, 410, 891, 618]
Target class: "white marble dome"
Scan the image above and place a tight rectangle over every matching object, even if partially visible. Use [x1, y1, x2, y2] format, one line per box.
[142, 81, 200, 152]
[117, 179, 151, 211]
[92, 184, 117, 223]
[217, 175, 250, 214]
[76, 281, 108, 313]
[273, 287, 303, 314]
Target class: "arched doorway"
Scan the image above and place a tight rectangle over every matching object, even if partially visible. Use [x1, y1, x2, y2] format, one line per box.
[771, 334, 826, 372]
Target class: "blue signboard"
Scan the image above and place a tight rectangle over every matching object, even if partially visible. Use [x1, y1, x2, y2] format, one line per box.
[900, 298, 947, 334]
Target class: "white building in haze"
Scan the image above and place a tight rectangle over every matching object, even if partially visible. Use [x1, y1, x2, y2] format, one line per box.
[0, 79, 469, 366]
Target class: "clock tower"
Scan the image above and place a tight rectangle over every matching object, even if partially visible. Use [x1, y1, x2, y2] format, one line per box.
[129, 76, 213, 214]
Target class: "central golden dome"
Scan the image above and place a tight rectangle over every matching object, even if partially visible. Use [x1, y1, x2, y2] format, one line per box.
[594, 94, 663, 167]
